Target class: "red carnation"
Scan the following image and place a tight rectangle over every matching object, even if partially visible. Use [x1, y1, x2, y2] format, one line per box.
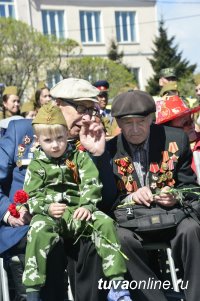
[8, 204, 20, 218]
[14, 190, 29, 204]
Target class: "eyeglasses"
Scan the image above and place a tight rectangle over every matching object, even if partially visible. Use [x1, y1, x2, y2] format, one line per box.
[63, 99, 99, 116]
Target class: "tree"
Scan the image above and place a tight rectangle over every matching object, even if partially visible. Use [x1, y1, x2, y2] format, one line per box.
[107, 39, 123, 63]
[146, 19, 196, 96]
[62, 56, 136, 99]
[0, 18, 80, 98]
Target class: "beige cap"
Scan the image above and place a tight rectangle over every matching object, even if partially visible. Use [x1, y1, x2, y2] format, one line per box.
[160, 82, 178, 97]
[50, 78, 99, 102]
[3, 86, 18, 96]
[36, 81, 47, 90]
[32, 102, 67, 127]
[21, 101, 36, 114]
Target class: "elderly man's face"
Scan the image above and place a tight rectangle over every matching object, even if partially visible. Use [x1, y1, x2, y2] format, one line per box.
[117, 115, 152, 145]
[56, 99, 97, 137]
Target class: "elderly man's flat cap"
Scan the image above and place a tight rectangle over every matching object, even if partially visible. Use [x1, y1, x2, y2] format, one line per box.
[111, 90, 156, 118]
[50, 78, 99, 102]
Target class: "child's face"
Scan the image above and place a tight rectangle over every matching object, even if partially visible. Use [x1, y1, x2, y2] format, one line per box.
[37, 128, 68, 158]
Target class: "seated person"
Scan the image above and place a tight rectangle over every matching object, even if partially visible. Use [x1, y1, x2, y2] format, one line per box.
[22, 103, 132, 301]
[0, 77, 116, 301]
[96, 90, 200, 301]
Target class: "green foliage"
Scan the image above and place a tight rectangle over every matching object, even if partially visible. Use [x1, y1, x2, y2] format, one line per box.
[107, 39, 123, 63]
[0, 18, 54, 96]
[0, 18, 80, 98]
[146, 19, 196, 96]
[61, 56, 136, 99]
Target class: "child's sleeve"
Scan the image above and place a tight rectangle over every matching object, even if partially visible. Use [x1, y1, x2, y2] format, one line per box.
[23, 160, 50, 215]
[77, 151, 103, 213]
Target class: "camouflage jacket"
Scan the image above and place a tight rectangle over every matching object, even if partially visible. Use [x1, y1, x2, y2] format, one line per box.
[23, 144, 102, 215]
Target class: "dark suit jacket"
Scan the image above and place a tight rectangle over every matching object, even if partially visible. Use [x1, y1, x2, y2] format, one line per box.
[0, 119, 33, 254]
[106, 123, 198, 207]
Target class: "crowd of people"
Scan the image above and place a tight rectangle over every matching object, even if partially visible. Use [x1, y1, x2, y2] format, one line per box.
[0, 70, 200, 301]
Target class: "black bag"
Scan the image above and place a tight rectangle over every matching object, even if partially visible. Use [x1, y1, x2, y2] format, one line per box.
[114, 200, 200, 232]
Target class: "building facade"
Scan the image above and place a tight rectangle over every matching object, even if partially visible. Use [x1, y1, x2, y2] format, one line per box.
[0, 0, 157, 89]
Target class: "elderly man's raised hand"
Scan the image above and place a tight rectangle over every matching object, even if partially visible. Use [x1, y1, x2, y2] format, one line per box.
[80, 119, 105, 156]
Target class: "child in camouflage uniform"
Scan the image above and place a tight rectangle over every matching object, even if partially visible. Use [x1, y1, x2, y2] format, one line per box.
[23, 103, 132, 301]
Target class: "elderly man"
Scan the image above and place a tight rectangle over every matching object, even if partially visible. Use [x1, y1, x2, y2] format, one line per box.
[0, 78, 115, 301]
[97, 90, 200, 301]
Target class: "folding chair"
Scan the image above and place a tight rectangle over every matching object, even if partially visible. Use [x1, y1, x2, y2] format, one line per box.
[142, 242, 185, 301]
[0, 257, 10, 301]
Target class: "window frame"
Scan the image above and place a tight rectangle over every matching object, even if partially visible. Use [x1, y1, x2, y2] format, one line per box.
[115, 11, 137, 44]
[80, 10, 102, 44]
[0, 0, 15, 18]
[41, 9, 65, 39]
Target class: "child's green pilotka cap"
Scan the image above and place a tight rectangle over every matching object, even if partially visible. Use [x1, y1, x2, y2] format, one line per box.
[32, 102, 67, 127]
[3, 86, 18, 96]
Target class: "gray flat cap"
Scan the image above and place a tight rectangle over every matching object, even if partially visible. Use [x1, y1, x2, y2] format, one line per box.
[111, 90, 156, 118]
[50, 78, 99, 102]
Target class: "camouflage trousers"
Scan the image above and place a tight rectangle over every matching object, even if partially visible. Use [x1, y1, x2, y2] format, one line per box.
[23, 209, 127, 288]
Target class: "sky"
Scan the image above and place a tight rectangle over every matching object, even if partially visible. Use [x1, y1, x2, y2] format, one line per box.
[156, 0, 200, 72]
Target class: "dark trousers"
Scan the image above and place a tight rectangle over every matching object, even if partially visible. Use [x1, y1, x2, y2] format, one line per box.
[66, 238, 108, 301]
[117, 217, 200, 301]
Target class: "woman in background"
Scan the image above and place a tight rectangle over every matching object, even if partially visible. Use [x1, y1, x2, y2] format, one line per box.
[0, 86, 20, 120]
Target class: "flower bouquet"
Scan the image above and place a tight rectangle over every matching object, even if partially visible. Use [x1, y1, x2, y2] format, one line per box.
[8, 190, 29, 218]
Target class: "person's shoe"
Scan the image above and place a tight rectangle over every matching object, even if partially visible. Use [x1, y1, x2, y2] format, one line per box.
[107, 287, 133, 301]
[26, 291, 41, 301]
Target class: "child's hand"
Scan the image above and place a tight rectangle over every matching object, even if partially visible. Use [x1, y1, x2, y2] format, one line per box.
[49, 203, 67, 218]
[73, 207, 91, 221]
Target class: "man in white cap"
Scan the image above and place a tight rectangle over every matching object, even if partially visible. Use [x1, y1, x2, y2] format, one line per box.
[0, 77, 114, 301]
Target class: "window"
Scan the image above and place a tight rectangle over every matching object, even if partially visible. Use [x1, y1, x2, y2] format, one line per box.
[0, 0, 15, 18]
[115, 11, 136, 43]
[42, 10, 64, 38]
[80, 11, 101, 43]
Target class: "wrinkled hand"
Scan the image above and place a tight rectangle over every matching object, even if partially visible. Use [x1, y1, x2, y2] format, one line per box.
[49, 203, 67, 218]
[73, 207, 91, 221]
[153, 186, 178, 207]
[79, 120, 105, 156]
[131, 186, 153, 207]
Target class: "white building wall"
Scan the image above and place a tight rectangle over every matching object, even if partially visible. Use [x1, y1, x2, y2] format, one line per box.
[14, 0, 157, 90]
